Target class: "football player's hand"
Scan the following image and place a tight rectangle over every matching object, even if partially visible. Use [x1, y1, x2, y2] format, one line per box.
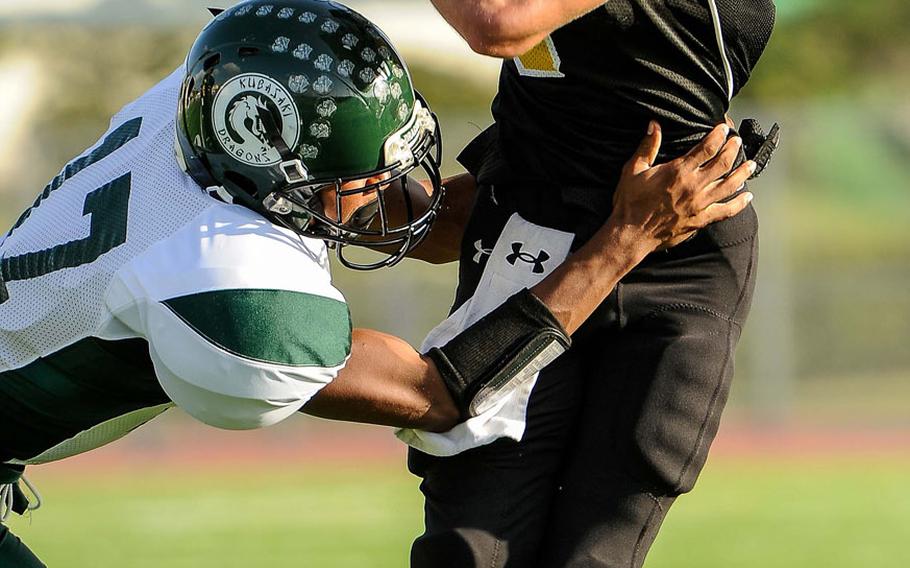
[609, 121, 755, 252]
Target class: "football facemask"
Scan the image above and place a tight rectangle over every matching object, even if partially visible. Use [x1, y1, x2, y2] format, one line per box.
[260, 98, 444, 269]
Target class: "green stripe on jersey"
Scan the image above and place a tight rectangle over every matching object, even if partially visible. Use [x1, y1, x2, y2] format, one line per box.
[163, 289, 351, 368]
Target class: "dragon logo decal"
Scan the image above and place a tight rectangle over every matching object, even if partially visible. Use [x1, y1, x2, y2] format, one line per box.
[228, 95, 271, 147]
[212, 73, 301, 167]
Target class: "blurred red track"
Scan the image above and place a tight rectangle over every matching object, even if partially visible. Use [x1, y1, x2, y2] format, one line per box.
[710, 424, 910, 459]
[27, 416, 910, 476]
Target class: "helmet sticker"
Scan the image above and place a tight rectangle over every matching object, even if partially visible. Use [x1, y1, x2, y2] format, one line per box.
[278, 7, 295, 19]
[309, 121, 331, 139]
[272, 36, 291, 53]
[234, 5, 254, 17]
[337, 60, 355, 78]
[321, 20, 340, 34]
[299, 11, 317, 24]
[288, 74, 310, 94]
[313, 75, 333, 94]
[212, 73, 301, 167]
[300, 144, 319, 159]
[256, 5, 274, 17]
[342, 34, 359, 49]
[314, 54, 333, 72]
[361, 48, 376, 63]
[293, 43, 313, 61]
[316, 99, 337, 118]
[359, 67, 376, 84]
[373, 79, 390, 103]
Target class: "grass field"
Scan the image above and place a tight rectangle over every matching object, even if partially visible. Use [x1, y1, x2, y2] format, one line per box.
[7, 456, 910, 568]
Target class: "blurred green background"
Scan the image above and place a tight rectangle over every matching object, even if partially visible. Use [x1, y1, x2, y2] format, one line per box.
[2, 0, 909, 566]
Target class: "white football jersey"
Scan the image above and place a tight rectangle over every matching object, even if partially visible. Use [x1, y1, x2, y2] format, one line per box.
[0, 69, 351, 466]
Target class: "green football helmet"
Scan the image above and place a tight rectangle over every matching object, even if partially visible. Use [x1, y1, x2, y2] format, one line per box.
[175, 0, 444, 269]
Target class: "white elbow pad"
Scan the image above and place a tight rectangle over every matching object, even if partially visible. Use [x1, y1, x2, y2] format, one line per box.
[154, 364, 305, 430]
[143, 294, 349, 430]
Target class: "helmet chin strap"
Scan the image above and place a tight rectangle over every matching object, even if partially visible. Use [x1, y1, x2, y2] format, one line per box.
[348, 200, 380, 231]
[257, 108, 309, 186]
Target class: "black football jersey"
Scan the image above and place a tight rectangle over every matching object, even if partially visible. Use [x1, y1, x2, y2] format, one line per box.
[462, 0, 775, 215]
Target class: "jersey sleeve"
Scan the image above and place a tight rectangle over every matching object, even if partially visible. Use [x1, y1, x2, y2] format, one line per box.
[104, 202, 351, 430]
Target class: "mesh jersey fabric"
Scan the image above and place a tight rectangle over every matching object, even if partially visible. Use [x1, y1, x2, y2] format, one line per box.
[0, 68, 351, 465]
[472, 0, 776, 214]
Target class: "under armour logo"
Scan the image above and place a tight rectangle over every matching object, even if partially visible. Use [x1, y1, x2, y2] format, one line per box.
[473, 240, 492, 264]
[506, 242, 550, 274]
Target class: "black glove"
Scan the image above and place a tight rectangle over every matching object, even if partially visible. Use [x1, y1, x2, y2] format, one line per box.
[11, 482, 30, 515]
[738, 118, 781, 179]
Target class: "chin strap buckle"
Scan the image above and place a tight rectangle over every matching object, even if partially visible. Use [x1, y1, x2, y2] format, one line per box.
[738, 119, 780, 179]
[280, 159, 309, 185]
[263, 193, 294, 215]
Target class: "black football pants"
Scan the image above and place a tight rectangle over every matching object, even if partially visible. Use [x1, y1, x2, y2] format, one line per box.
[0, 523, 45, 568]
[409, 185, 759, 568]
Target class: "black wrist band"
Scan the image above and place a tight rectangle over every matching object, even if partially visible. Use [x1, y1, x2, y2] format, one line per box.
[428, 288, 571, 418]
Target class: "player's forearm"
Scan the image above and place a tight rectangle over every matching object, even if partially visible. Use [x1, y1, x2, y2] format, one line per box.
[407, 173, 478, 264]
[363, 172, 473, 263]
[303, 329, 458, 432]
[429, 0, 606, 57]
[530, 220, 651, 335]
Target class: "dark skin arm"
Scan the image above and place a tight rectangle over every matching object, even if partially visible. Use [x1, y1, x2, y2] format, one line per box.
[380, 172, 479, 265]
[304, 123, 753, 432]
[303, 328, 457, 432]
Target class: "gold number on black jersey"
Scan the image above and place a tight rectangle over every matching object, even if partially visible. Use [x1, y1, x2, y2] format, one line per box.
[514, 36, 565, 79]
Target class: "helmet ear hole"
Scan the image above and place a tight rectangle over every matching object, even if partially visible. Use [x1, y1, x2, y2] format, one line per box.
[182, 77, 196, 110]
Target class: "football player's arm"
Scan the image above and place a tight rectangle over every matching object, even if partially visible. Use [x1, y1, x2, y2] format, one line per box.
[303, 328, 459, 432]
[375, 172, 478, 264]
[429, 0, 607, 57]
[410, 173, 477, 264]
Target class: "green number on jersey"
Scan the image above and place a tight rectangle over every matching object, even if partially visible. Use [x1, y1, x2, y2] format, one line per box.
[0, 118, 141, 303]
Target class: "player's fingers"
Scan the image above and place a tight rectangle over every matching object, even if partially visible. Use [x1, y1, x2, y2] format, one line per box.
[696, 190, 753, 227]
[699, 136, 743, 182]
[700, 160, 756, 206]
[682, 123, 730, 168]
[626, 121, 662, 175]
